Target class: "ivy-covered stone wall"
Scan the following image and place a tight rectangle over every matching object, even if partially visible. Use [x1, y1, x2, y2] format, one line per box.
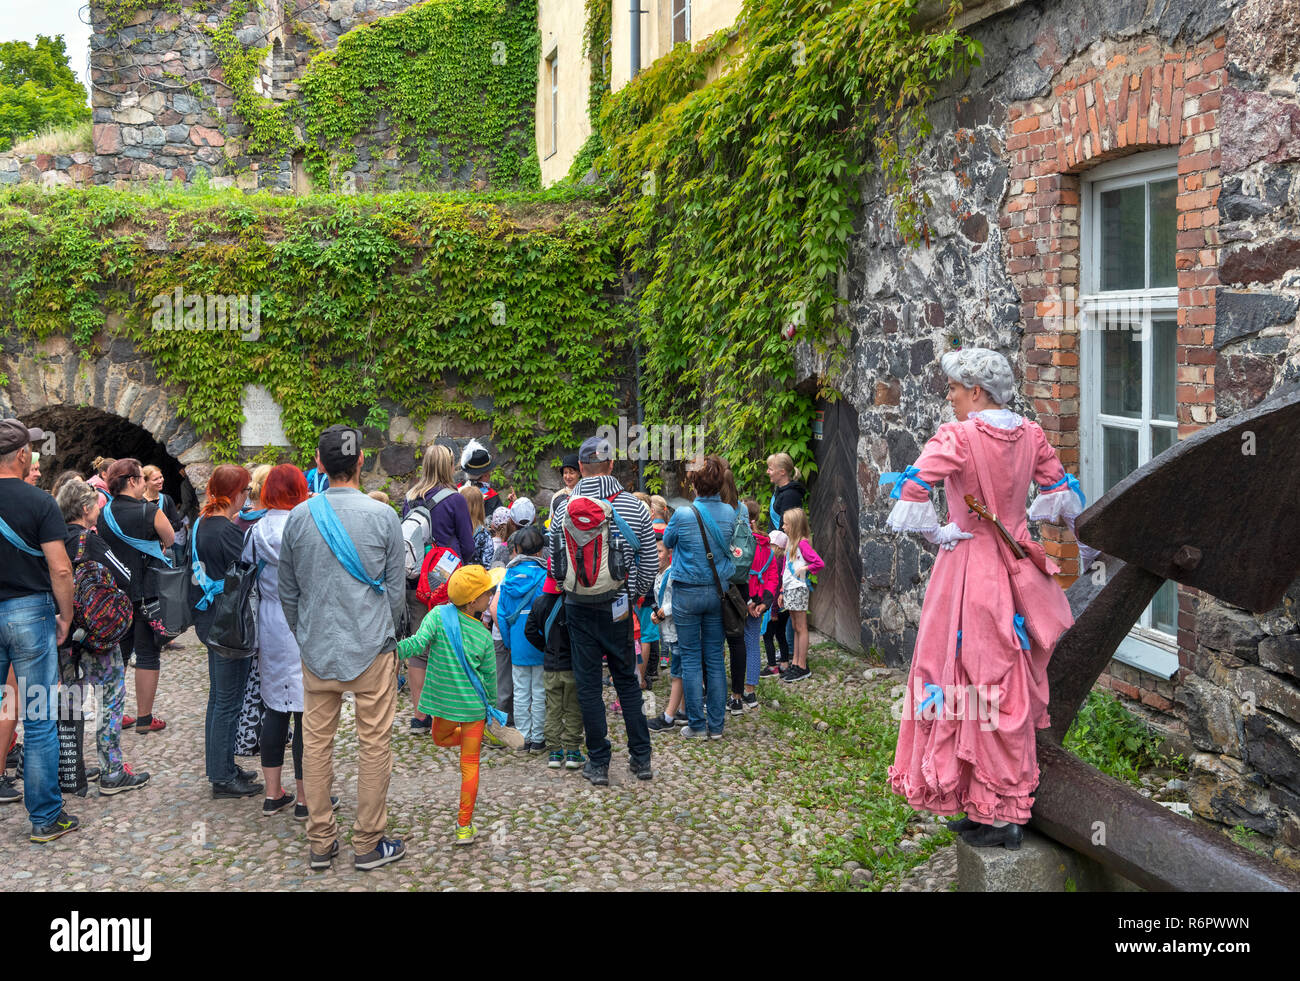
[89, 0, 542, 193]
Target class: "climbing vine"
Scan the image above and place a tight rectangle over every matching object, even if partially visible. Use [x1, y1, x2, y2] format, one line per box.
[208, 0, 299, 158]
[296, 0, 542, 191]
[0, 183, 626, 483]
[595, 0, 980, 491]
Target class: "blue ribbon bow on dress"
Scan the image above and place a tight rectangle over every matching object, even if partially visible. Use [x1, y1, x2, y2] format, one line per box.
[1039, 473, 1086, 509]
[878, 466, 932, 501]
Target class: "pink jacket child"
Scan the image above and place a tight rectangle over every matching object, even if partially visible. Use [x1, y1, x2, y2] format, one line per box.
[747, 532, 781, 611]
[881, 409, 1080, 826]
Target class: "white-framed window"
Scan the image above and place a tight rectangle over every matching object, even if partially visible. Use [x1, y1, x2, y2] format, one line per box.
[672, 0, 691, 45]
[545, 50, 558, 158]
[1079, 149, 1180, 678]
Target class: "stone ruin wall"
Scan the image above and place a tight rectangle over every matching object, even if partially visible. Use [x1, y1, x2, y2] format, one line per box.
[798, 0, 1300, 866]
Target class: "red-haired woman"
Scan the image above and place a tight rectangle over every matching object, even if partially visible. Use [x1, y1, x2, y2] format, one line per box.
[190, 465, 262, 799]
[244, 465, 335, 818]
[97, 458, 175, 734]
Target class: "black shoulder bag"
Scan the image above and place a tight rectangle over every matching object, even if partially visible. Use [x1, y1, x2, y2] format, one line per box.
[691, 506, 747, 640]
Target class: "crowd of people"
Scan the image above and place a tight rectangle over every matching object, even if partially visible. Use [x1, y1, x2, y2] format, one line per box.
[0, 423, 822, 868]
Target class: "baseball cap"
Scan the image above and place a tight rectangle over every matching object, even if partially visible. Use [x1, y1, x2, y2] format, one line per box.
[317, 424, 362, 476]
[509, 497, 535, 526]
[447, 564, 505, 606]
[0, 418, 45, 455]
[578, 435, 613, 463]
[769, 530, 789, 550]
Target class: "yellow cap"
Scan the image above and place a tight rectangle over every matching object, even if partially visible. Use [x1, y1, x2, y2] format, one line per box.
[447, 564, 505, 606]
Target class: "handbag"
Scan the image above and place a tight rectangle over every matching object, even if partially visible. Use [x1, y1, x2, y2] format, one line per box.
[206, 533, 266, 660]
[691, 506, 747, 640]
[961, 420, 1073, 653]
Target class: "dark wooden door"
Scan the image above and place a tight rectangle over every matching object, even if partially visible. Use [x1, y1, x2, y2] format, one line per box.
[808, 394, 862, 652]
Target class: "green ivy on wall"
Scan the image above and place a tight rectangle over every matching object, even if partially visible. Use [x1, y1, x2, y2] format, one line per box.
[296, 0, 542, 191]
[594, 0, 980, 492]
[0, 183, 627, 483]
[208, 0, 299, 158]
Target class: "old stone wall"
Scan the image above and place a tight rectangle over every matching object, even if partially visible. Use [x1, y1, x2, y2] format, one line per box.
[0, 152, 95, 190]
[86, 0, 529, 193]
[798, 0, 1300, 862]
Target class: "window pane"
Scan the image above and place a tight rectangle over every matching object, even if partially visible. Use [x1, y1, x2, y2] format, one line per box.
[1103, 426, 1138, 492]
[1151, 425, 1175, 458]
[1100, 185, 1146, 291]
[1150, 579, 1177, 634]
[1102, 328, 1143, 418]
[1152, 318, 1177, 422]
[673, 0, 687, 44]
[1149, 179, 1177, 288]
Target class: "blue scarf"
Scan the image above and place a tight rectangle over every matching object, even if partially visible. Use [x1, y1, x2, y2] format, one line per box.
[100, 494, 174, 567]
[307, 493, 384, 594]
[439, 604, 507, 727]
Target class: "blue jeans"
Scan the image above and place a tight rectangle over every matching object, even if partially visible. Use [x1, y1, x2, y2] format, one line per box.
[0, 594, 63, 826]
[565, 600, 651, 768]
[205, 648, 252, 784]
[673, 583, 727, 733]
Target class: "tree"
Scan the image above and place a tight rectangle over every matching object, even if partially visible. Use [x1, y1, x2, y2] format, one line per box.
[0, 35, 91, 151]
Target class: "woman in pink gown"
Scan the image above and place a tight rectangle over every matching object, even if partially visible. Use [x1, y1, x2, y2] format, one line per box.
[882, 348, 1083, 849]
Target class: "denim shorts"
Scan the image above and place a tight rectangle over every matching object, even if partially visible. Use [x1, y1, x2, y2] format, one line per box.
[667, 641, 681, 680]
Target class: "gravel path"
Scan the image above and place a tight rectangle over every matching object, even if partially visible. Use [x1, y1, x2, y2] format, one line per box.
[0, 632, 956, 892]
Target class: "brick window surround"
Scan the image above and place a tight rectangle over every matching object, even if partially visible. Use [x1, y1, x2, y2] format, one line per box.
[1000, 33, 1226, 692]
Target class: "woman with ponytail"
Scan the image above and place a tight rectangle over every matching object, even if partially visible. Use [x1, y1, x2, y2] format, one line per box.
[98, 458, 175, 734]
[189, 465, 262, 799]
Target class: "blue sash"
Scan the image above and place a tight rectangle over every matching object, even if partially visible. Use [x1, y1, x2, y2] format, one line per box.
[100, 495, 173, 567]
[191, 516, 225, 611]
[439, 604, 507, 727]
[0, 513, 41, 557]
[768, 495, 780, 533]
[307, 493, 384, 594]
[239, 507, 268, 522]
[543, 597, 563, 646]
[755, 550, 775, 634]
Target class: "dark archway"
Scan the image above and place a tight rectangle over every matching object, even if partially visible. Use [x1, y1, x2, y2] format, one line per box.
[25, 404, 185, 499]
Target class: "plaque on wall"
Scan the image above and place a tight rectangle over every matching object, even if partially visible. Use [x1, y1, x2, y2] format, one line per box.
[240, 384, 291, 446]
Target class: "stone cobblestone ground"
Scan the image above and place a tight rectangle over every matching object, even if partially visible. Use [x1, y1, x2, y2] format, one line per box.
[0, 634, 957, 892]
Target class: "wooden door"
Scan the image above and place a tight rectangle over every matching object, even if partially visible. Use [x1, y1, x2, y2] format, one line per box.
[808, 395, 862, 652]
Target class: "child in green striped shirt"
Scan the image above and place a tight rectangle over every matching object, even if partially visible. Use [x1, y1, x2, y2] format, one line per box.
[397, 564, 503, 845]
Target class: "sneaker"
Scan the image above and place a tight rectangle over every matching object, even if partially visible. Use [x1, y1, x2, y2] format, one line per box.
[673, 714, 690, 727]
[529, 740, 547, 754]
[776, 663, 791, 678]
[211, 776, 263, 799]
[628, 758, 653, 781]
[789, 665, 813, 683]
[760, 665, 781, 678]
[409, 716, 432, 732]
[547, 750, 565, 768]
[709, 731, 724, 740]
[354, 837, 406, 870]
[728, 697, 744, 716]
[98, 764, 150, 796]
[455, 823, 478, 846]
[294, 795, 340, 821]
[262, 791, 295, 815]
[743, 692, 759, 709]
[565, 749, 585, 769]
[581, 761, 609, 786]
[646, 714, 676, 732]
[309, 839, 339, 870]
[85, 766, 100, 783]
[30, 810, 79, 843]
[0, 774, 21, 804]
[680, 726, 705, 738]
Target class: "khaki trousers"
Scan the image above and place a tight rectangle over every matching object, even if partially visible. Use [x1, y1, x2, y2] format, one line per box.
[302, 650, 398, 855]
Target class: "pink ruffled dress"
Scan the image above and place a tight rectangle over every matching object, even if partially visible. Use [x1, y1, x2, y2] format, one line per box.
[884, 409, 1082, 824]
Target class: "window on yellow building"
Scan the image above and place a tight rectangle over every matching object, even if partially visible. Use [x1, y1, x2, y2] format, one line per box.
[546, 51, 558, 157]
[672, 0, 690, 45]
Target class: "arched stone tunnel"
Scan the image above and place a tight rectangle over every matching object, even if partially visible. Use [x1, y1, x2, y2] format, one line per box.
[23, 404, 186, 499]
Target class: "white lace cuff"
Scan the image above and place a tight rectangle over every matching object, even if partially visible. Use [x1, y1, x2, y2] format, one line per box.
[886, 499, 941, 534]
[1028, 489, 1084, 524]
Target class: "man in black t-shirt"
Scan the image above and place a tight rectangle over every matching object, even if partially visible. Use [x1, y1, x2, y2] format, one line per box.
[0, 418, 78, 843]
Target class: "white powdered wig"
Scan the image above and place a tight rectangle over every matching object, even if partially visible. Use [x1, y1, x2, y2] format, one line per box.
[940, 347, 1016, 407]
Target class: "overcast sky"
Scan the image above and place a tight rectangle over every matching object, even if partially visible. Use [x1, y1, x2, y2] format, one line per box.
[1, 1, 95, 100]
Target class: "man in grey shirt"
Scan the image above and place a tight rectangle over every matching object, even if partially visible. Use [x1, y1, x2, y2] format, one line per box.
[279, 425, 407, 872]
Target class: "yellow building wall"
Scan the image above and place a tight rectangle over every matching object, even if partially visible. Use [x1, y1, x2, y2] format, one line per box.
[537, 0, 593, 186]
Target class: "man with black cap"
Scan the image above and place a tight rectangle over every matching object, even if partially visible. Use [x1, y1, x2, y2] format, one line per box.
[547, 435, 655, 786]
[279, 424, 407, 871]
[0, 418, 78, 842]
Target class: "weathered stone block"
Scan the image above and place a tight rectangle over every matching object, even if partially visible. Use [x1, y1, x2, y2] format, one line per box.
[956, 828, 1142, 891]
[1176, 673, 1244, 756]
[1259, 634, 1300, 681]
[378, 442, 417, 476]
[112, 106, 153, 126]
[1197, 601, 1267, 661]
[1244, 710, 1300, 796]
[189, 125, 225, 148]
[1220, 237, 1300, 287]
[142, 126, 167, 146]
[1214, 290, 1299, 350]
[1187, 752, 1280, 835]
[1231, 666, 1300, 725]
